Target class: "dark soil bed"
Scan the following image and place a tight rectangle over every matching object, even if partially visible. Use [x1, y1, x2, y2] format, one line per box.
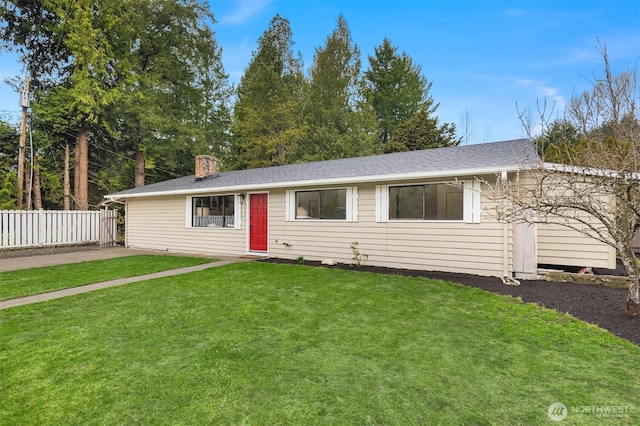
[0, 244, 102, 260]
[262, 258, 639, 346]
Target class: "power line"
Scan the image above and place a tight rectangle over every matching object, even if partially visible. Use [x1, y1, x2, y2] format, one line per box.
[30, 114, 186, 179]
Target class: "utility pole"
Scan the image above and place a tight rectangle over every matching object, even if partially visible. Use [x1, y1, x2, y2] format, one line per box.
[17, 77, 30, 209]
[64, 143, 70, 210]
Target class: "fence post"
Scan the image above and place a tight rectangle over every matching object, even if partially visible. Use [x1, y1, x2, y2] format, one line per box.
[38, 209, 45, 246]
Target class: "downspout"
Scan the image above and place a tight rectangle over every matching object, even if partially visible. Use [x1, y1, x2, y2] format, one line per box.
[500, 170, 520, 286]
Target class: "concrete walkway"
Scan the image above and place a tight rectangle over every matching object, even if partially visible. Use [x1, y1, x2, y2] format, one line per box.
[0, 247, 251, 310]
[0, 246, 223, 272]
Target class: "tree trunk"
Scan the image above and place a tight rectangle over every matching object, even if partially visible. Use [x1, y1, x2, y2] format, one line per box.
[64, 143, 71, 210]
[620, 249, 640, 317]
[628, 281, 639, 317]
[74, 124, 89, 210]
[134, 146, 145, 188]
[32, 157, 42, 210]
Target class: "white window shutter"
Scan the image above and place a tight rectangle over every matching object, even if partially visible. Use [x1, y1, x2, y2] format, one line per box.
[186, 197, 192, 227]
[285, 190, 292, 221]
[375, 185, 388, 222]
[472, 180, 482, 223]
[234, 194, 242, 229]
[463, 182, 473, 223]
[348, 186, 358, 222]
[463, 180, 482, 224]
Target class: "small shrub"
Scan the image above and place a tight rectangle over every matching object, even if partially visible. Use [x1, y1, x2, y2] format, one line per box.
[351, 241, 369, 268]
[296, 256, 304, 264]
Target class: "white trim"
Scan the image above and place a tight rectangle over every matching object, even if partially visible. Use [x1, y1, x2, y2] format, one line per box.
[378, 180, 476, 223]
[187, 193, 241, 229]
[542, 161, 640, 179]
[105, 165, 522, 201]
[286, 186, 358, 223]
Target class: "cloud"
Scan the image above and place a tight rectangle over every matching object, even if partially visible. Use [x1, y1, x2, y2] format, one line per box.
[462, 72, 568, 113]
[546, 47, 597, 67]
[539, 31, 640, 69]
[510, 77, 566, 110]
[220, 0, 272, 25]
[535, 85, 566, 112]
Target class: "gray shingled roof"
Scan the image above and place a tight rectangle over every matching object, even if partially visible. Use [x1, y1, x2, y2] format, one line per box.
[108, 139, 538, 198]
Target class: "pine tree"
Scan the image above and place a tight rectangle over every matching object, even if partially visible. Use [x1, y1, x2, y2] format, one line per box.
[301, 15, 377, 161]
[364, 38, 432, 144]
[0, 120, 19, 209]
[3, 0, 231, 205]
[113, 0, 232, 187]
[230, 14, 305, 169]
[385, 108, 460, 153]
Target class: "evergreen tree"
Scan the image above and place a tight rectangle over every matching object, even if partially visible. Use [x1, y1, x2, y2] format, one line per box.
[14, 0, 132, 210]
[230, 14, 305, 169]
[534, 119, 581, 161]
[364, 38, 432, 144]
[112, 0, 232, 187]
[0, 120, 19, 209]
[0, 0, 66, 84]
[301, 15, 377, 161]
[2, 0, 231, 206]
[385, 108, 460, 153]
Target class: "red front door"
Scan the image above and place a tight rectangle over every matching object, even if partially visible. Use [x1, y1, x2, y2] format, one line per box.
[249, 193, 268, 252]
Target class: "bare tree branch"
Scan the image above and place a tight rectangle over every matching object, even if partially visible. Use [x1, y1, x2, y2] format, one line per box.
[499, 44, 640, 316]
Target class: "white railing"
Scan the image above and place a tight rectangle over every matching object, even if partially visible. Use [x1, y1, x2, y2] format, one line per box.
[0, 209, 118, 249]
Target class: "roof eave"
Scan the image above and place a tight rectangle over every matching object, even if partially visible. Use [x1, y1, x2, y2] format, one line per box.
[103, 165, 524, 202]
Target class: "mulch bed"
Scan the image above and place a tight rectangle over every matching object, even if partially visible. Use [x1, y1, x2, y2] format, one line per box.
[262, 258, 639, 346]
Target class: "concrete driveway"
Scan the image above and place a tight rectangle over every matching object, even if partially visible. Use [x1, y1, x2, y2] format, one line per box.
[0, 246, 223, 272]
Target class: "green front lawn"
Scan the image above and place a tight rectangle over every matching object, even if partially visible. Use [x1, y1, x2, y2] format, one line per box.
[0, 255, 215, 301]
[1, 262, 638, 425]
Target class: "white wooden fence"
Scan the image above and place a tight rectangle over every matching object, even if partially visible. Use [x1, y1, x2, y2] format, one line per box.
[0, 209, 118, 249]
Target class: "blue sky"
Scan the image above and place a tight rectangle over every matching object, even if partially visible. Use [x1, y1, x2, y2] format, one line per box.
[1, 0, 638, 142]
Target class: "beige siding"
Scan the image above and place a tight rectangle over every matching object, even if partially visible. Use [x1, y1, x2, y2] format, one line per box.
[269, 182, 508, 277]
[516, 174, 616, 269]
[122, 171, 615, 276]
[125, 195, 246, 256]
[537, 223, 615, 268]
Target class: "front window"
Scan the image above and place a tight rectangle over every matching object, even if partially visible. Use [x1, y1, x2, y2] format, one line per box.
[389, 183, 463, 221]
[192, 195, 235, 227]
[295, 189, 347, 220]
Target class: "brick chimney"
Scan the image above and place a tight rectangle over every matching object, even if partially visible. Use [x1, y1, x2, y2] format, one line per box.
[195, 155, 220, 181]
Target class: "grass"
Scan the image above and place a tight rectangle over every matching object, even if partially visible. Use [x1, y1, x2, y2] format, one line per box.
[0, 255, 215, 301]
[0, 262, 639, 425]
